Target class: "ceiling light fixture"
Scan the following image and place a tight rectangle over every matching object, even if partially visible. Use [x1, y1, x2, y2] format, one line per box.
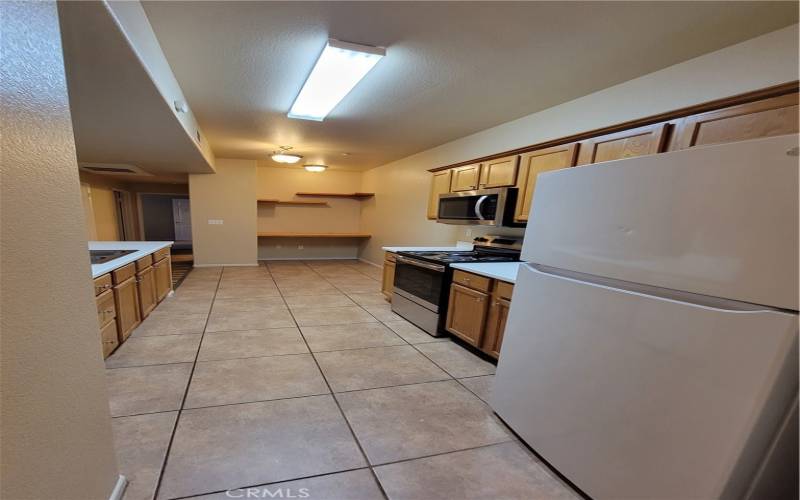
[304, 164, 328, 173]
[271, 145, 302, 164]
[288, 39, 385, 122]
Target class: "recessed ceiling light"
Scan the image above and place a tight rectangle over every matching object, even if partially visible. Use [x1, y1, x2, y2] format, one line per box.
[304, 164, 328, 172]
[288, 39, 385, 122]
[271, 146, 302, 164]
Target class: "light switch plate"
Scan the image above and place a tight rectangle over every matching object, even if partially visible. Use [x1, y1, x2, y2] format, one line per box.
[207, 219, 224, 225]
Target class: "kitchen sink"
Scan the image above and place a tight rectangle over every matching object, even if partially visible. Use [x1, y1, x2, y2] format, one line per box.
[90, 249, 137, 265]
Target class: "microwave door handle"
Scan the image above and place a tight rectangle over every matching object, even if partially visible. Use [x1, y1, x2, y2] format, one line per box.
[475, 195, 488, 220]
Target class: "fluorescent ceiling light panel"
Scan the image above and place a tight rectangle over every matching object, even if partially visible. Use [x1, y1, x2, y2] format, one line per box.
[288, 39, 385, 121]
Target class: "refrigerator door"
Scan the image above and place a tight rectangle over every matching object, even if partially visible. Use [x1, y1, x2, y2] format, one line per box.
[492, 264, 798, 500]
[522, 134, 799, 310]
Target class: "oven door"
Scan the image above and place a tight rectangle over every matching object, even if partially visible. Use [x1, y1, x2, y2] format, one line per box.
[437, 188, 506, 225]
[392, 256, 445, 311]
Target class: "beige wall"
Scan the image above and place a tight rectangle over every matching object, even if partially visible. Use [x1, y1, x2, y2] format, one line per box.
[358, 24, 800, 264]
[256, 165, 364, 259]
[79, 171, 126, 240]
[190, 158, 257, 265]
[0, 2, 121, 499]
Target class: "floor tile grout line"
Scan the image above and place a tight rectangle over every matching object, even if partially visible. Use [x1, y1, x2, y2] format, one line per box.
[369, 439, 518, 469]
[279, 263, 391, 500]
[151, 267, 224, 500]
[163, 465, 370, 500]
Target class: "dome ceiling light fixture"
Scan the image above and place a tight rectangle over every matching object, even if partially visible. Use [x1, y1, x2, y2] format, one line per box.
[304, 164, 328, 173]
[271, 145, 303, 164]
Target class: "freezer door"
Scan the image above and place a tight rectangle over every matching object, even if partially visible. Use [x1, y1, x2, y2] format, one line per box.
[492, 264, 798, 500]
[522, 134, 799, 310]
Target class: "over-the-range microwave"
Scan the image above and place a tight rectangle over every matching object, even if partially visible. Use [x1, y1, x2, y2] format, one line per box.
[437, 187, 523, 226]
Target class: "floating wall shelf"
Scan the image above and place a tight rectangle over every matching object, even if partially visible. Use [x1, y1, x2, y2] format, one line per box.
[257, 199, 328, 206]
[257, 232, 371, 238]
[295, 192, 375, 199]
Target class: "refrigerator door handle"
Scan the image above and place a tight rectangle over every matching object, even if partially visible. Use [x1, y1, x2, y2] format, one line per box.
[526, 263, 786, 314]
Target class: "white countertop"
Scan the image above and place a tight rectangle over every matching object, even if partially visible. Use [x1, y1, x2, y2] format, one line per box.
[382, 242, 473, 253]
[450, 262, 522, 284]
[89, 241, 173, 278]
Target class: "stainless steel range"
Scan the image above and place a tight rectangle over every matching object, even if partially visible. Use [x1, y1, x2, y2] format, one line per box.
[390, 236, 522, 336]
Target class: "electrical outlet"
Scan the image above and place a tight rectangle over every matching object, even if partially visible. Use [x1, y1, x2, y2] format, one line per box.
[298, 245, 304, 250]
[465, 228, 473, 237]
[207, 219, 224, 225]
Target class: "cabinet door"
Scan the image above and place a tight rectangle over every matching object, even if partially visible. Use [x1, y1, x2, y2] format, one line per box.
[137, 266, 157, 319]
[100, 320, 119, 358]
[482, 297, 510, 358]
[515, 143, 578, 222]
[479, 155, 519, 188]
[427, 170, 453, 220]
[154, 257, 172, 302]
[446, 283, 489, 347]
[670, 93, 798, 150]
[576, 123, 667, 166]
[450, 163, 481, 192]
[114, 277, 141, 342]
[381, 260, 396, 299]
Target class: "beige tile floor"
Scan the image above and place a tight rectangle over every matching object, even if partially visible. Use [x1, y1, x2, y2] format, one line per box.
[105, 260, 579, 500]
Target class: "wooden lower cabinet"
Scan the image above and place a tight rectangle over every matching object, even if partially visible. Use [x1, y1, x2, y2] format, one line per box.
[137, 265, 157, 318]
[446, 283, 488, 347]
[446, 271, 513, 358]
[93, 245, 173, 356]
[154, 256, 172, 302]
[114, 276, 141, 342]
[482, 296, 510, 358]
[381, 252, 396, 300]
[99, 320, 119, 358]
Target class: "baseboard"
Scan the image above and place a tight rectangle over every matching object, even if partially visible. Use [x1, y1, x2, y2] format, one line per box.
[358, 257, 382, 268]
[193, 263, 258, 267]
[108, 475, 127, 500]
[258, 257, 358, 261]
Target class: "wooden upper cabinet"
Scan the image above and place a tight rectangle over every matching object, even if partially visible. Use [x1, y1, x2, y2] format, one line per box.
[576, 123, 668, 166]
[446, 283, 489, 347]
[450, 163, 481, 192]
[670, 93, 799, 150]
[514, 143, 578, 222]
[427, 170, 452, 220]
[479, 155, 519, 188]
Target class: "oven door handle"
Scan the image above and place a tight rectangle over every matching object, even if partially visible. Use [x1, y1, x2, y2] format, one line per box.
[395, 256, 446, 272]
[475, 195, 488, 220]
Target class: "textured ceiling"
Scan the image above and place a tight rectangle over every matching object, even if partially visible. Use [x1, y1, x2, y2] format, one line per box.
[142, 1, 797, 171]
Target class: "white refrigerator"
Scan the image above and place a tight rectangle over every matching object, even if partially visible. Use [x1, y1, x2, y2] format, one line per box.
[491, 134, 799, 500]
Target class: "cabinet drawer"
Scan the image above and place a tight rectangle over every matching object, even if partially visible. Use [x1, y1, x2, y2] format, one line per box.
[495, 281, 514, 300]
[452, 270, 491, 292]
[96, 289, 116, 326]
[154, 247, 170, 262]
[93, 273, 113, 296]
[100, 320, 119, 358]
[112, 263, 136, 284]
[135, 254, 153, 272]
